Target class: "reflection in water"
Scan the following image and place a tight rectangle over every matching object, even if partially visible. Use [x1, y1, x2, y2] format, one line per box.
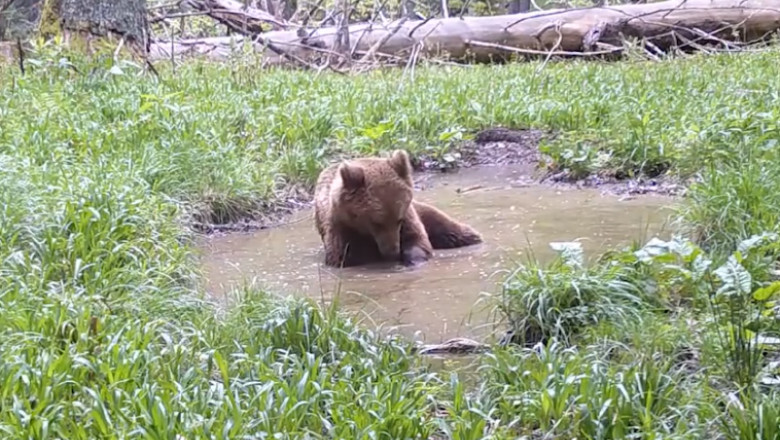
[200, 165, 674, 343]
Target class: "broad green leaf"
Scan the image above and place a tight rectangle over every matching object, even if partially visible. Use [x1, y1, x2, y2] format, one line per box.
[753, 282, 780, 302]
[714, 256, 752, 297]
[737, 232, 779, 254]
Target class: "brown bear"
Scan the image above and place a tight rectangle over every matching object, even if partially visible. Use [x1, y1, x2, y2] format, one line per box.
[313, 149, 483, 267]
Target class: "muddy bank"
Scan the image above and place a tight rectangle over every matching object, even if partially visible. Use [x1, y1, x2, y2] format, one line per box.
[414, 128, 546, 172]
[419, 127, 686, 197]
[195, 127, 685, 234]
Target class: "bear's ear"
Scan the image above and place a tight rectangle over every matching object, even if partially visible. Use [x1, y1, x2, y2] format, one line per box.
[389, 149, 412, 180]
[339, 162, 365, 190]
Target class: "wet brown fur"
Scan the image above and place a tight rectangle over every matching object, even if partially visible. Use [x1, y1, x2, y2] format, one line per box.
[314, 150, 483, 267]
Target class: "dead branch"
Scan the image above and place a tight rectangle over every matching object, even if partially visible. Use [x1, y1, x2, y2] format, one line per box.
[181, 0, 290, 31]
[150, 10, 213, 23]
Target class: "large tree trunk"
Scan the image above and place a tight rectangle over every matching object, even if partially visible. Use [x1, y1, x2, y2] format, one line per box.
[0, 0, 42, 40]
[152, 0, 780, 66]
[50, 0, 149, 49]
[2, 0, 148, 49]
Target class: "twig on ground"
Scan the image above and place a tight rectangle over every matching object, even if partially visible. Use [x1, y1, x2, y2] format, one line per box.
[645, 39, 668, 57]
[459, 0, 472, 19]
[403, 41, 422, 77]
[169, 24, 176, 72]
[252, 33, 318, 70]
[300, 0, 328, 26]
[144, 57, 161, 77]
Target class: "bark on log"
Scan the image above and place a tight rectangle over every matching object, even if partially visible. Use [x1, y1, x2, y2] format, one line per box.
[150, 0, 780, 65]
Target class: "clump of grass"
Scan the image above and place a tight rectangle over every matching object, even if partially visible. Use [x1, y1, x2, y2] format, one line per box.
[210, 292, 446, 439]
[581, 308, 702, 367]
[681, 141, 780, 256]
[723, 392, 780, 440]
[477, 341, 713, 438]
[495, 242, 650, 346]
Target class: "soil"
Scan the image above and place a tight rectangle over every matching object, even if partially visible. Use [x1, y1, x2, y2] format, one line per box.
[414, 128, 547, 171]
[194, 127, 686, 235]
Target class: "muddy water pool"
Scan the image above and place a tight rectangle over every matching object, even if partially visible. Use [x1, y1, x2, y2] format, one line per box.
[200, 165, 675, 343]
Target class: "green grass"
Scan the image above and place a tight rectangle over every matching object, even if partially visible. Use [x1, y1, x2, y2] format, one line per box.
[2, 43, 780, 438]
[485, 234, 780, 437]
[478, 343, 715, 438]
[4, 44, 780, 224]
[724, 392, 780, 440]
[681, 143, 780, 255]
[495, 241, 650, 346]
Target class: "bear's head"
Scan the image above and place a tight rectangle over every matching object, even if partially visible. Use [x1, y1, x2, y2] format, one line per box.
[332, 149, 414, 260]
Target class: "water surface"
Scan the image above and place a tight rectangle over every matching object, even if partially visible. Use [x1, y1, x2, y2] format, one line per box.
[201, 165, 673, 343]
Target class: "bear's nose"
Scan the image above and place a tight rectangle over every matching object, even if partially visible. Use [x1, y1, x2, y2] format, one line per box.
[376, 240, 400, 259]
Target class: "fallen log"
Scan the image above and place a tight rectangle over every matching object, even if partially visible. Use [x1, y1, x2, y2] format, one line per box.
[149, 0, 780, 66]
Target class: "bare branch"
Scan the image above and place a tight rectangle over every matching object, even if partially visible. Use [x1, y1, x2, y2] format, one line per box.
[182, 0, 290, 31]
